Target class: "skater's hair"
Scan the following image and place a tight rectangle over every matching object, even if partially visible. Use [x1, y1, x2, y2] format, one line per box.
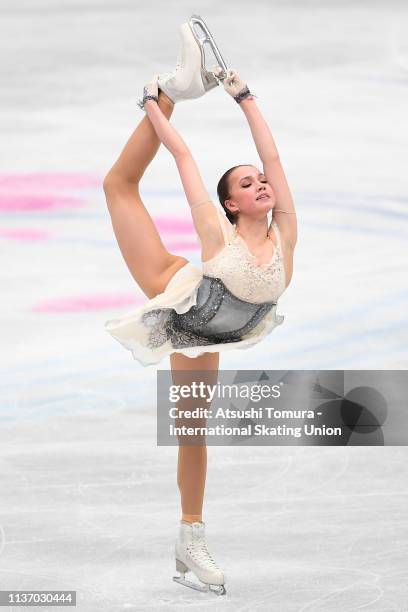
[217, 164, 254, 225]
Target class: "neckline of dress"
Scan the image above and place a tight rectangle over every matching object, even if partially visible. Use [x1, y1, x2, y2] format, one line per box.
[233, 225, 278, 267]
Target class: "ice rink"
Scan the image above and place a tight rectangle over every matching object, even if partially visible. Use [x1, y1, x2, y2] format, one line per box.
[1, 0, 408, 609]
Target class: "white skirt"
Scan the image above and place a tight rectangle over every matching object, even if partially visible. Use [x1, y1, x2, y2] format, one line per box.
[104, 262, 284, 367]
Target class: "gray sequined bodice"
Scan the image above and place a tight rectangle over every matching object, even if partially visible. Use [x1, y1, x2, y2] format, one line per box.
[172, 274, 275, 342]
[141, 275, 277, 350]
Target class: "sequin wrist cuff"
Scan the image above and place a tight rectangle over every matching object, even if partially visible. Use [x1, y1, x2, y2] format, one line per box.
[233, 86, 257, 104]
[136, 94, 159, 110]
[136, 85, 159, 110]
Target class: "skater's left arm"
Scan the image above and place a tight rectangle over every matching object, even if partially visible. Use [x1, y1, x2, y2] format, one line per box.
[240, 98, 298, 250]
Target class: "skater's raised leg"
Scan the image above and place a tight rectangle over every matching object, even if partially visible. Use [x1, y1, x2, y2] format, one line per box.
[106, 90, 175, 182]
[103, 91, 188, 300]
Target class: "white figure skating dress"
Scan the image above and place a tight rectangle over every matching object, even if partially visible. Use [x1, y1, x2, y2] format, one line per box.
[104, 202, 286, 366]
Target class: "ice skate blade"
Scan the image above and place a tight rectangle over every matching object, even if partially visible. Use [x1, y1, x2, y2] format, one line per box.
[173, 574, 226, 596]
[188, 14, 228, 84]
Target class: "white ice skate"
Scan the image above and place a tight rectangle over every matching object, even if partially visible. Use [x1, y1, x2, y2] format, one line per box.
[158, 14, 229, 103]
[173, 521, 227, 595]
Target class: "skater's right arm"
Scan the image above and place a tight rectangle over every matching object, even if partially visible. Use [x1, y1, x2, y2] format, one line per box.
[145, 101, 212, 207]
[144, 100, 225, 252]
[174, 154, 228, 257]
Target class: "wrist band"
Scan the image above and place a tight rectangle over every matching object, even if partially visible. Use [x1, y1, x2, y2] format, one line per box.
[136, 95, 158, 110]
[234, 86, 257, 104]
[136, 86, 159, 110]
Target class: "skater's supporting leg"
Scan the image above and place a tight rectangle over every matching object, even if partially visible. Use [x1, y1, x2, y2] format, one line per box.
[178, 445, 207, 524]
[182, 513, 204, 523]
[170, 348, 226, 595]
[170, 351, 220, 523]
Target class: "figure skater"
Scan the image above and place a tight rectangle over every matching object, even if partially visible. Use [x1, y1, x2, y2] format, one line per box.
[103, 15, 297, 596]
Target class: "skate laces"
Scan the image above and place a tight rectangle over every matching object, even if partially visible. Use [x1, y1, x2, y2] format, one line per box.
[187, 537, 220, 569]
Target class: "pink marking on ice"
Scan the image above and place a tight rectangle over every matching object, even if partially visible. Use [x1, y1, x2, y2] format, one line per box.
[0, 228, 51, 241]
[165, 239, 199, 251]
[0, 195, 84, 211]
[31, 293, 144, 313]
[154, 216, 195, 234]
[0, 173, 101, 190]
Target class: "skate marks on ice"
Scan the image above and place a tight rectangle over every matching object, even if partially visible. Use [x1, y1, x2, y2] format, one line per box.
[2, 374, 408, 610]
[195, 446, 408, 611]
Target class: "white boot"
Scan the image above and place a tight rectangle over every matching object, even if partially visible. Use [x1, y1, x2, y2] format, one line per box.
[173, 521, 227, 595]
[158, 16, 225, 103]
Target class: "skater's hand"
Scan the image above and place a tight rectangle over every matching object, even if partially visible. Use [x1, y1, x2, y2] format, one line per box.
[212, 66, 255, 103]
[137, 74, 160, 110]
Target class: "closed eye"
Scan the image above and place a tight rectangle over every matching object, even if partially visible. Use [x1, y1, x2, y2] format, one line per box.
[243, 180, 267, 188]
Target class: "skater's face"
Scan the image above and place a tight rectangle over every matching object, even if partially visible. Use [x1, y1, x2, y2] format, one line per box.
[225, 166, 275, 220]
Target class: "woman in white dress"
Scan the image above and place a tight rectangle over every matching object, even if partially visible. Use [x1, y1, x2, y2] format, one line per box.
[103, 51, 297, 594]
